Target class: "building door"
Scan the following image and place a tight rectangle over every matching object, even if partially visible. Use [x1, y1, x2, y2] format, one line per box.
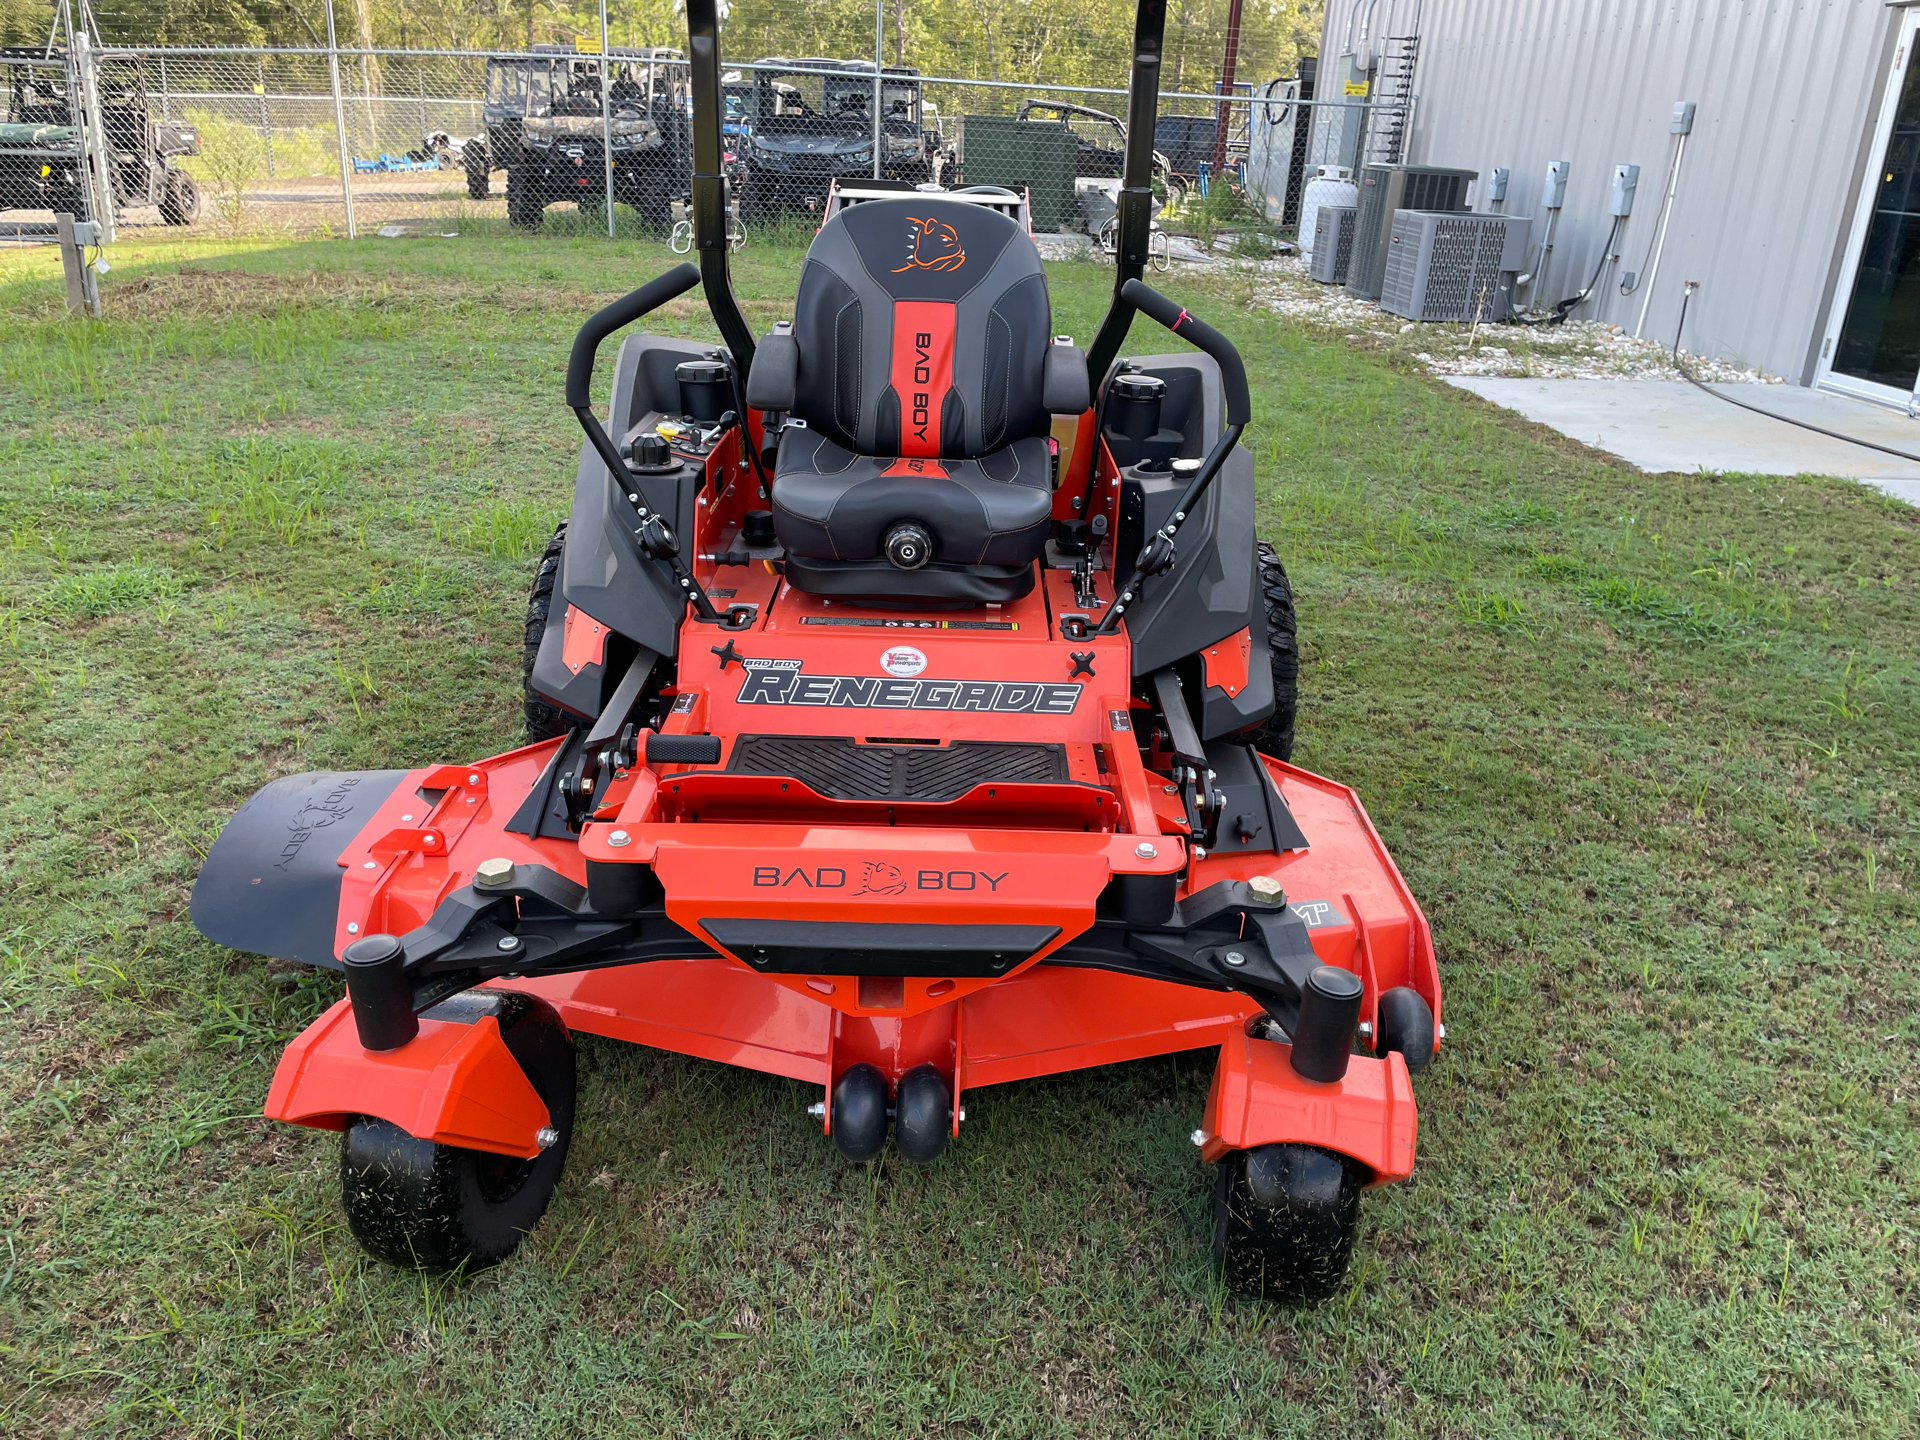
[1821, 12, 1920, 410]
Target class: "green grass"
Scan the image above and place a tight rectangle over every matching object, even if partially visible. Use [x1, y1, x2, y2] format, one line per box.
[1, 228, 1916, 1438]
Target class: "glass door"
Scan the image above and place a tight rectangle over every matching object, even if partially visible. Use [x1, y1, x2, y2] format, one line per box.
[1820, 12, 1920, 409]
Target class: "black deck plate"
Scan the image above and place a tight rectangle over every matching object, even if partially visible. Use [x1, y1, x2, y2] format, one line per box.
[726, 735, 1068, 803]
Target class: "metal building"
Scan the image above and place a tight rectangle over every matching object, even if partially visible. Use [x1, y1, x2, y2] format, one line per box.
[1317, 0, 1920, 405]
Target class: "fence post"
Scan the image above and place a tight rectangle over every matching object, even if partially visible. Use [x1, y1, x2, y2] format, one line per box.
[157, 53, 168, 120]
[324, 0, 357, 237]
[871, 0, 883, 179]
[599, 0, 615, 238]
[259, 57, 275, 177]
[73, 31, 115, 243]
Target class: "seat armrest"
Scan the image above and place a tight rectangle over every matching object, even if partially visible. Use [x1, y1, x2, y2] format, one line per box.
[745, 331, 799, 411]
[1042, 340, 1090, 415]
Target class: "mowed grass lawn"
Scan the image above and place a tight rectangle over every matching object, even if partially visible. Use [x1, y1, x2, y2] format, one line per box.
[0, 227, 1915, 1439]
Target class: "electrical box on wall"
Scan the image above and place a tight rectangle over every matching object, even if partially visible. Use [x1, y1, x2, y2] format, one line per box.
[1540, 160, 1569, 210]
[1609, 163, 1640, 217]
[1671, 100, 1696, 135]
[1487, 167, 1509, 204]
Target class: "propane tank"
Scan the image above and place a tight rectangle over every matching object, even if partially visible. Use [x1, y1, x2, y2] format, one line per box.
[1297, 165, 1357, 261]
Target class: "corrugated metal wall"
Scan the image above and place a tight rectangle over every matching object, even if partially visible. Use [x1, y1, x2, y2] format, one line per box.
[1318, 0, 1903, 382]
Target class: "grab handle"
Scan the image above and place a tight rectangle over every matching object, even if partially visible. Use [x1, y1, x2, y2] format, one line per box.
[564, 263, 701, 409]
[1119, 278, 1251, 427]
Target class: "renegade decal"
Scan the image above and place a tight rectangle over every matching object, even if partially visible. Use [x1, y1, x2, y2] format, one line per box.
[735, 665, 1080, 714]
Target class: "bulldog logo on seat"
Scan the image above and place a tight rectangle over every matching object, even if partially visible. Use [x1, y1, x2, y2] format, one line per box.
[893, 216, 965, 273]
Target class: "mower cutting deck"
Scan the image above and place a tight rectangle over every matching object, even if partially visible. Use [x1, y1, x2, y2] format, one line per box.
[191, 0, 1441, 1302]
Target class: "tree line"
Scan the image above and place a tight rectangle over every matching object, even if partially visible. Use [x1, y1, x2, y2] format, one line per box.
[4, 0, 1321, 99]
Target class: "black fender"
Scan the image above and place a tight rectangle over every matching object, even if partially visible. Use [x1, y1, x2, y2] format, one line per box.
[189, 770, 407, 968]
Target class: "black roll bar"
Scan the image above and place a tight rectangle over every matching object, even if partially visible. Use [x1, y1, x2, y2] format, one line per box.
[1083, 0, 1168, 396]
[686, 0, 756, 380]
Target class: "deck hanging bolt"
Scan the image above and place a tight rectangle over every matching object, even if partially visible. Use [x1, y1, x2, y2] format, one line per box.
[498, 935, 520, 951]
[1135, 842, 1157, 859]
[535, 1125, 559, 1150]
[1190, 1128, 1207, 1147]
[1247, 874, 1283, 900]
[476, 857, 515, 887]
[608, 830, 631, 847]
[1224, 950, 1246, 966]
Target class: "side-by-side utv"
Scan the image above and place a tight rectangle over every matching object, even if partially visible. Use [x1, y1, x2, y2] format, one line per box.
[192, 0, 1441, 1302]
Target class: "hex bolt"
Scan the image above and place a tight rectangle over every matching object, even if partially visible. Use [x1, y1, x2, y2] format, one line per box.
[1193, 847, 1207, 860]
[1357, 1021, 1374, 1041]
[1190, 1128, 1207, 1147]
[535, 1125, 559, 1150]
[346, 922, 359, 934]
[608, 830, 631, 848]
[806, 1101, 826, 1119]
[1135, 842, 1158, 860]
[467, 772, 481, 786]
[497, 935, 521, 952]
[1247, 874, 1283, 901]
[1224, 950, 1246, 967]
[363, 861, 378, 870]
[957, 1106, 967, 1123]
[1437, 1023, 1448, 1041]
[475, 856, 516, 888]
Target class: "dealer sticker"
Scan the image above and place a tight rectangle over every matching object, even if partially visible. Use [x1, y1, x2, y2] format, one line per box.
[880, 645, 928, 677]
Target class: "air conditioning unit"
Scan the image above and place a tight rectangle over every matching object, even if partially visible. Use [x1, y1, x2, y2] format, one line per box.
[1345, 164, 1477, 301]
[1309, 205, 1357, 284]
[1379, 212, 1531, 322]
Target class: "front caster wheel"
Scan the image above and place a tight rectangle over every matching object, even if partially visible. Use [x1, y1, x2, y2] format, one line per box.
[830, 1062, 889, 1162]
[340, 990, 575, 1272]
[893, 1064, 951, 1162]
[1212, 1142, 1363, 1303]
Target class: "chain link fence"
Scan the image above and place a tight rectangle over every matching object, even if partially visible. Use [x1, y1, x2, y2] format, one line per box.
[5, 40, 1408, 245]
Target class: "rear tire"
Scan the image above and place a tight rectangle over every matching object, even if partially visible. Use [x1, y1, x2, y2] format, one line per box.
[464, 142, 490, 199]
[340, 990, 575, 1272]
[506, 164, 544, 228]
[1252, 541, 1298, 761]
[1212, 1142, 1363, 1303]
[523, 521, 575, 745]
[159, 169, 199, 225]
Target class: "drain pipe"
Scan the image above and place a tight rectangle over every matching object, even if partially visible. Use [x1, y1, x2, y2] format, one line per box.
[1632, 101, 1696, 338]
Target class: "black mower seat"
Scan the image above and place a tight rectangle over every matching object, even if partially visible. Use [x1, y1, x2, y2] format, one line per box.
[746, 196, 1087, 604]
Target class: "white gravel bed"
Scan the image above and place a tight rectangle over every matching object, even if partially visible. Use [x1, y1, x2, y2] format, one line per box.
[1245, 251, 1781, 384]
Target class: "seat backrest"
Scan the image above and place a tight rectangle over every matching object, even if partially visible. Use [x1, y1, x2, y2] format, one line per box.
[789, 197, 1052, 460]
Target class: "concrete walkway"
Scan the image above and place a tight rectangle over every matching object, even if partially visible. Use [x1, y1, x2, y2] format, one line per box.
[1446, 377, 1920, 506]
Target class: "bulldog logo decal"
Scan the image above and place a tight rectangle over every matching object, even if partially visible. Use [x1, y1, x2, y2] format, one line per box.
[893, 215, 966, 273]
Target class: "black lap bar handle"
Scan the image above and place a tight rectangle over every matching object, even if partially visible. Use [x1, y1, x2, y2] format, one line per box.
[1119, 278, 1251, 426]
[564, 262, 749, 629]
[1092, 283, 1252, 639]
[566, 262, 701, 411]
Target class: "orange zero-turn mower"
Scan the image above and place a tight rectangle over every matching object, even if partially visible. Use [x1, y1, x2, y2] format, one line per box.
[191, 0, 1441, 1302]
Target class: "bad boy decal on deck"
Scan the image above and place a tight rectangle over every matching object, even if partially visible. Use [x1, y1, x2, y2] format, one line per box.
[735, 657, 1079, 714]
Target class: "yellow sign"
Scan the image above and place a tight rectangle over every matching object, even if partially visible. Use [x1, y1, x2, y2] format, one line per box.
[1343, 80, 1370, 96]
[574, 34, 601, 53]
